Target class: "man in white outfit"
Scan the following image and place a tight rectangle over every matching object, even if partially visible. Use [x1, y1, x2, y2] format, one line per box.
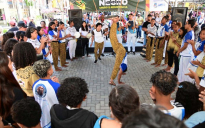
[96, 15, 109, 56]
[126, 13, 138, 55]
[66, 20, 77, 61]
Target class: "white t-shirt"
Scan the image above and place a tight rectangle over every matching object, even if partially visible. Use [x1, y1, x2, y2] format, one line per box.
[147, 24, 157, 37]
[33, 79, 60, 128]
[161, 101, 185, 120]
[27, 38, 41, 49]
[79, 27, 88, 37]
[180, 30, 195, 56]
[92, 29, 104, 43]
[66, 26, 76, 40]
[126, 20, 138, 34]
[155, 17, 162, 26]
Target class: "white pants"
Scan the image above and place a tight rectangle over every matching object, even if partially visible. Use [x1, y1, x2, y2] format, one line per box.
[117, 34, 122, 44]
[178, 56, 192, 83]
[127, 33, 136, 52]
[69, 39, 77, 59]
[163, 40, 168, 57]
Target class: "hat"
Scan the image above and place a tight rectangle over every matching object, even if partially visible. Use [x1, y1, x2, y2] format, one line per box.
[138, 13, 141, 15]
[18, 21, 27, 28]
[9, 21, 16, 26]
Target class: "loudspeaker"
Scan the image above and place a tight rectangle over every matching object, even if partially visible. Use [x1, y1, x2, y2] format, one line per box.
[171, 7, 188, 27]
[68, 9, 82, 31]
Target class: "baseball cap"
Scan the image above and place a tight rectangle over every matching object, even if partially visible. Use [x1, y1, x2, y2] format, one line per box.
[18, 21, 27, 28]
[138, 13, 141, 15]
[9, 21, 16, 26]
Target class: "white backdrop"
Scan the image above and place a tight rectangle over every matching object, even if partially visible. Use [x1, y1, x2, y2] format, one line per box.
[150, 0, 168, 11]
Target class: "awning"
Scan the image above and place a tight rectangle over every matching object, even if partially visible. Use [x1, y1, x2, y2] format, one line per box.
[69, 0, 145, 12]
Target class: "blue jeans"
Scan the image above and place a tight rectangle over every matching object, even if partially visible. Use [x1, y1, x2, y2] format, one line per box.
[143, 33, 147, 46]
[137, 25, 142, 38]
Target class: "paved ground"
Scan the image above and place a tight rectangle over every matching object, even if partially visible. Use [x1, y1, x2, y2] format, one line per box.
[53, 52, 167, 117]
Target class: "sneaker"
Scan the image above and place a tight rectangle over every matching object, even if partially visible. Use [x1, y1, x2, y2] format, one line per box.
[98, 57, 101, 60]
[94, 60, 97, 63]
[101, 54, 105, 57]
[133, 52, 135, 55]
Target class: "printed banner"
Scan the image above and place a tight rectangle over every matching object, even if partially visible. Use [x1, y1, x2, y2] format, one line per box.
[69, 0, 145, 12]
[149, 0, 168, 11]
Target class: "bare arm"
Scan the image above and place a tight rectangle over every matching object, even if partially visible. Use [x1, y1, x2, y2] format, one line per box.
[177, 43, 188, 56]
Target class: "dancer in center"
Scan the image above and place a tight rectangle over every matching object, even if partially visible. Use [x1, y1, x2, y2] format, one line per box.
[109, 17, 126, 86]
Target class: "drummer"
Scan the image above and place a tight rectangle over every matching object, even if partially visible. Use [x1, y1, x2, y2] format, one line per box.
[79, 21, 91, 57]
[65, 20, 77, 61]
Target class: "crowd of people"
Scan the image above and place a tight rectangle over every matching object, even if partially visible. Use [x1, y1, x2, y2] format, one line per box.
[1, 10, 205, 128]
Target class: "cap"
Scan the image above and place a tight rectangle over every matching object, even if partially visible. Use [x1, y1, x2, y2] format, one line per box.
[18, 21, 27, 28]
[138, 13, 141, 15]
[9, 21, 16, 26]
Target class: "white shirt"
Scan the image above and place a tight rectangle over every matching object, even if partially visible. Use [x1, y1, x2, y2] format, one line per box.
[92, 29, 104, 43]
[79, 27, 89, 37]
[27, 38, 41, 49]
[180, 30, 195, 56]
[147, 24, 157, 37]
[155, 17, 162, 26]
[126, 20, 137, 34]
[66, 26, 76, 40]
[161, 101, 185, 120]
[60, 30, 66, 42]
[33, 79, 59, 128]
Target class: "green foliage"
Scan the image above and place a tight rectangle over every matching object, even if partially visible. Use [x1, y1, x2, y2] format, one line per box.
[36, 15, 42, 20]
[25, 0, 33, 6]
[3, 29, 8, 34]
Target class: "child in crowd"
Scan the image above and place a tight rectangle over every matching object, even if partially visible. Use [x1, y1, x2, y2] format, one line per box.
[164, 22, 181, 72]
[48, 22, 61, 71]
[94, 85, 139, 128]
[50, 77, 98, 128]
[177, 19, 195, 83]
[151, 16, 169, 67]
[188, 28, 205, 57]
[15, 31, 27, 41]
[11, 99, 42, 128]
[37, 26, 53, 64]
[175, 81, 203, 119]
[33, 59, 60, 128]
[58, 21, 69, 67]
[145, 18, 157, 62]
[149, 70, 185, 120]
[26, 27, 47, 54]
[13, 42, 39, 98]
[122, 106, 187, 128]
[118, 53, 127, 84]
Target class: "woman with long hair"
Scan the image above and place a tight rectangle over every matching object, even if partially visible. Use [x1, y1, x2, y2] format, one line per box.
[79, 21, 91, 57]
[12, 42, 39, 98]
[48, 22, 61, 71]
[0, 51, 26, 126]
[175, 82, 203, 119]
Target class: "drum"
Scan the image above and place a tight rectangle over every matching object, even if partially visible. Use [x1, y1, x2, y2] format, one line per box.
[74, 32, 80, 38]
[86, 33, 92, 38]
